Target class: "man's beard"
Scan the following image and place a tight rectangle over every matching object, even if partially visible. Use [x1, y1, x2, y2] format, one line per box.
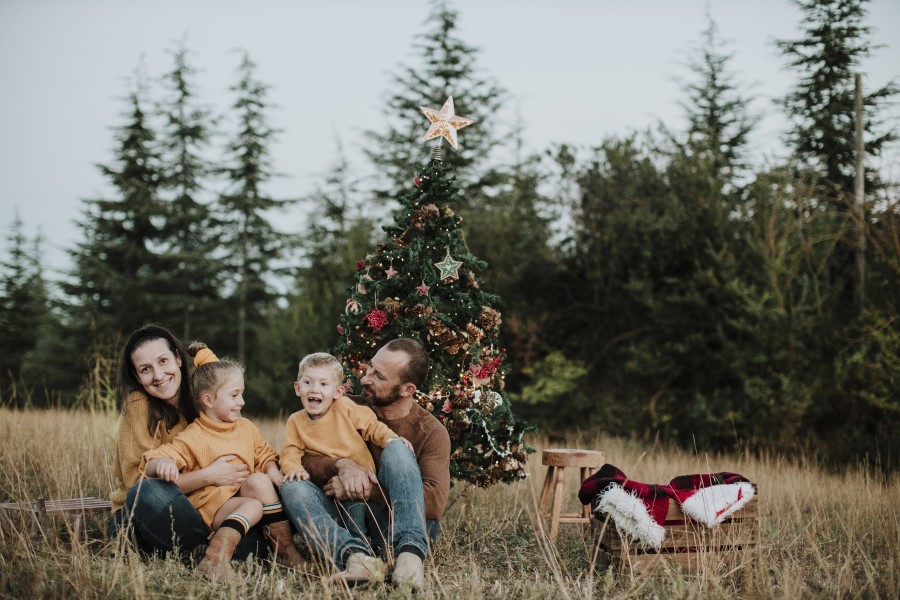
[362, 383, 402, 406]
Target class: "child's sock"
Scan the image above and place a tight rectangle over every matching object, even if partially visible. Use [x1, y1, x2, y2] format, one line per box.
[260, 501, 288, 527]
[221, 513, 251, 536]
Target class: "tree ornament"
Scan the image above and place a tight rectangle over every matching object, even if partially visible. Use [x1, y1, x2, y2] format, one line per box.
[363, 308, 389, 332]
[435, 247, 463, 281]
[345, 299, 362, 314]
[385, 262, 398, 279]
[414, 176, 423, 187]
[419, 96, 474, 150]
[417, 281, 430, 296]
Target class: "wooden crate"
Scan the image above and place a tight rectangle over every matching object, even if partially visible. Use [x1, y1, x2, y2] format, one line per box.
[593, 492, 759, 576]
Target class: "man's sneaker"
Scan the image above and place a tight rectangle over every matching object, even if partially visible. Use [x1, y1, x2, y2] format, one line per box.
[391, 551, 425, 590]
[329, 552, 386, 587]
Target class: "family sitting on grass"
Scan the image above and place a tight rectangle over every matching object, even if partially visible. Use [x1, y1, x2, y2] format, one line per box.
[108, 324, 451, 590]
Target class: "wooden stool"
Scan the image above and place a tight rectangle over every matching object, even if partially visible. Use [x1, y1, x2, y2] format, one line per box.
[538, 448, 605, 541]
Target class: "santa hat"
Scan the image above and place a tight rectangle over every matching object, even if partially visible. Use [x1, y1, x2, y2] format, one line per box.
[580, 464, 669, 549]
[666, 472, 755, 528]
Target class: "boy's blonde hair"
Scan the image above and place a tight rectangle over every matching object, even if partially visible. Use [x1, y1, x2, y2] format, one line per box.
[297, 352, 344, 384]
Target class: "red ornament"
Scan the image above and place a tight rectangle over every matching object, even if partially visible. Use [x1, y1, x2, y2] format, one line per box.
[414, 176, 422, 187]
[363, 308, 389, 331]
[417, 282, 430, 296]
[337, 324, 345, 335]
[356, 260, 366, 271]
[442, 399, 452, 413]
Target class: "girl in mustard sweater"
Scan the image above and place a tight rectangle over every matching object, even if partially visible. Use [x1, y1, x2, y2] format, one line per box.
[143, 342, 304, 580]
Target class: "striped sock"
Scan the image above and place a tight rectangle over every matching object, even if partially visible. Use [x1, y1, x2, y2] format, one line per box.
[220, 513, 251, 536]
[260, 502, 286, 527]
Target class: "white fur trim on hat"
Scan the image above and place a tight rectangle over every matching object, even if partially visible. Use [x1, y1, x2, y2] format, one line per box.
[594, 484, 666, 549]
[679, 482, 755, 527]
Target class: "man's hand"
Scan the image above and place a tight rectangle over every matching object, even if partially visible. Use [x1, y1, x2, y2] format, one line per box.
[324, 458, 378, 501]
[202, 455, 249, 487]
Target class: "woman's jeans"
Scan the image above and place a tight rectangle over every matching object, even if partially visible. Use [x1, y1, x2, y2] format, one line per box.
[107, 479, 265, 560]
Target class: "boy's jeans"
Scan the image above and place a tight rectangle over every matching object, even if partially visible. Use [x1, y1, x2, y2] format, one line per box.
[281, 442, 439, 569]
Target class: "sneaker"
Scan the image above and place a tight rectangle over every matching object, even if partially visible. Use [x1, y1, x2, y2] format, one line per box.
[391, 551, 425, 590]
[329, 552, 386, 587]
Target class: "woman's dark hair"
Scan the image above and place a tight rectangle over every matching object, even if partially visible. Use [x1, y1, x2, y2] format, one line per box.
[119, 324, 198, 435]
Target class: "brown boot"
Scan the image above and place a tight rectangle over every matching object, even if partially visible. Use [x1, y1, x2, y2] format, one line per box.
[263, 520, 306, 569]
[194, 527, 242, 582]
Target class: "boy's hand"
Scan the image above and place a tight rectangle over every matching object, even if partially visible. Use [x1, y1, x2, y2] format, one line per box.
[389, 436, 414, 451]
[284, 469, 310, 482]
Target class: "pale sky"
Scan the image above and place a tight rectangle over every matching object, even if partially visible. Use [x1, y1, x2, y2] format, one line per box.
[1, 0, 898, 277]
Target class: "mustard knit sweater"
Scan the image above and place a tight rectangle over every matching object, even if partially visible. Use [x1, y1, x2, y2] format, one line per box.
[141, 412, 278, 527]
[281, 395, 398, 474]
[110, 391, 189, 511]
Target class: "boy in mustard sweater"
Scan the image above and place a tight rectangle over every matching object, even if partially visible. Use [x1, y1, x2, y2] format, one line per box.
[142, 342, 304, 580]
[280, 353, 411, 537]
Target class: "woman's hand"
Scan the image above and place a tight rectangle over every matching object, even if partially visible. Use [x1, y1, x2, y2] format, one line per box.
[202, 455, 249, 487]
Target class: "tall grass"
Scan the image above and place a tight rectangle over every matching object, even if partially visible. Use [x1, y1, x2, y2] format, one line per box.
[1, 408, 897, 599]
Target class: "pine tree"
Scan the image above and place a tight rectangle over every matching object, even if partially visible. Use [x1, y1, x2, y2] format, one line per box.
[671, 15, 756, 191]
[0, 213, 50, 404]
[333, 144, 531, 486]
[777, 0, 897, 199]
[64, 80, 168, 339]
[219, 52, 293, 363]
[364, 0, 506, 201]
[156, 41, 222, 340]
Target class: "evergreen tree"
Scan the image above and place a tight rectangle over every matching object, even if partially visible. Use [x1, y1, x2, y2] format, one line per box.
[156, 41, 222, 340]
[777, 0, 897, 199]
[670, 15, 756, 191]
[254, 145, 378, 412]
[334, 145, 531, 486]
[0, 213, 50, 405]
[64, 80, 168, 340]
[364, 0, 507, 201]
[218, 52, 293, 364]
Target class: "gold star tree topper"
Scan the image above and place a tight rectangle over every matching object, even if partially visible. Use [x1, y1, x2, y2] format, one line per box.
[419, 96, 474, 150]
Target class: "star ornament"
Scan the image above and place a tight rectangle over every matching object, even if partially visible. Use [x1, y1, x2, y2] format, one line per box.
[419, 96, 474, 150]
[435, 249, 463, 281]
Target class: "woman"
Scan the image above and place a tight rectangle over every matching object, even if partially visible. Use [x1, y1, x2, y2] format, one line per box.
[108, 324, 265, 560]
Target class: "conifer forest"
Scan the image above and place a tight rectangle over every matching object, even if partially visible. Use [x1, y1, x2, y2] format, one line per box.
[2, 0, 898, 472]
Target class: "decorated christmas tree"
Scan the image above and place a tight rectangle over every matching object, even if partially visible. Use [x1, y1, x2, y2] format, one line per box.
[333, 97, 531, 486]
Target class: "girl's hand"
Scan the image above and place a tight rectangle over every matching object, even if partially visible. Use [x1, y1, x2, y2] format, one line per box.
[284, 469, 310, 482]
[154, 458, 180, 482]
[268, 468, 284, 488]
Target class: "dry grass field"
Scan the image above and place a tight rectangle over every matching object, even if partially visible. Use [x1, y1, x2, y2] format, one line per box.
[0, 407, 897, 599]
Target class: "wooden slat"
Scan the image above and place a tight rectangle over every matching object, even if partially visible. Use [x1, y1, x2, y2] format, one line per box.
[606, 520, 759, 552]
[1, 497, 112, 515]
[623, 546, 758, 575]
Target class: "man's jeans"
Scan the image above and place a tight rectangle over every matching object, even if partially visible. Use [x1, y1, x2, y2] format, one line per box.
[281, 442, 439, 569]
[107, 479, 265, 560]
